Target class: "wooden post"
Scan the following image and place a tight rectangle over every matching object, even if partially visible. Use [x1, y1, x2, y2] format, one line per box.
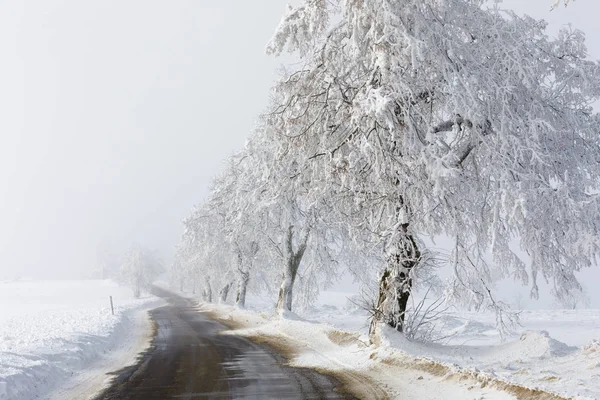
[109, 296, 114, 316]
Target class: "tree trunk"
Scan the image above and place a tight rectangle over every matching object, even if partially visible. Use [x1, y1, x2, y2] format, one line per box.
[235, 270, 250, 308]
[276, 225, 309, 314]
[234, 241, 258, 309]
[219, 281, 233, 303]
[277, 261, 299, 313]
[202, 277, 213, 303]
[134, 277, 141, 298]
[369, 224, 420, 336]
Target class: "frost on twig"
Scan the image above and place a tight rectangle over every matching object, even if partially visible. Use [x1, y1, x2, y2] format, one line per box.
[403, 288, 454, 343]
[551, 0, 574, 10]
[355, 284, 454, 343]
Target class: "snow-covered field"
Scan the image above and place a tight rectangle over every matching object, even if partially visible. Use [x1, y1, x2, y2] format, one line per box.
[198, 290, 600, 400]
[0, 280, 162, 400]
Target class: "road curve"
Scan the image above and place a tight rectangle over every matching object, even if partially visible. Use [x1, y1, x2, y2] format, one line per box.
[93, 287, 356, 400]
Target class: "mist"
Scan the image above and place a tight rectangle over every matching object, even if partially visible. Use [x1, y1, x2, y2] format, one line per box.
[1, 0, 599, 286]
[0, 1, 287, 279]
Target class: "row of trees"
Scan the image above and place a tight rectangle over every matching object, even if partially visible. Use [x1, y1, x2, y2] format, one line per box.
[172, 0, 600, 338]
[98, 244, 163, 298]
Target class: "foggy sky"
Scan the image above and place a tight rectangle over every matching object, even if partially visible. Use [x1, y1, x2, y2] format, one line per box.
[0, 1, 288, 278]
[1, 1, 599, 282]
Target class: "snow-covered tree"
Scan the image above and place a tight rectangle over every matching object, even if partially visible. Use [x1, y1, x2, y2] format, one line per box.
[169, 257, 185, 292]
[205, 155, 263, 308]
[555, 286, 590, 309]
[176, 119, 363, 313]
[267, 0, 600, 335]
[170, 240, 204, 294]
[178, 206, 228, 302]
[120, 244, 163, 298]
[236, 124, 357, 314]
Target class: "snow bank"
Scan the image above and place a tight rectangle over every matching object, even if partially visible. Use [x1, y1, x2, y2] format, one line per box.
[298, 292, 600, 400]
[0, 280, 162, 400]
[515, 331, 576, 359]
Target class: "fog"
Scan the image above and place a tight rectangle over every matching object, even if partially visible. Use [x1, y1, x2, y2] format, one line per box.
[1, 1, 599, 284]
[0, 1, 287, 279]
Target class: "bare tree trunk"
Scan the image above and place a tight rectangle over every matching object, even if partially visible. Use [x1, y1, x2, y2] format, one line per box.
[202, 277, 213, 303]
[207, 282, 212, 302]
[235, 270, 250, 308]
[134, 274, 141, 298]
[219, 281, 234, 303]
[277, 262, 298, 312]
[234, 241, 258, 309]
[277, 225, 310, 314]
[369, 223, 420, 337]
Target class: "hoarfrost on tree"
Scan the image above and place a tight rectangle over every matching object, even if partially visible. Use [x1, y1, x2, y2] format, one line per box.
[267, 0, 600, 336]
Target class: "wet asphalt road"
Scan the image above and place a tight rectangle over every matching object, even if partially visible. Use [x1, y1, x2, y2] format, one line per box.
[94, 287, 355, 400]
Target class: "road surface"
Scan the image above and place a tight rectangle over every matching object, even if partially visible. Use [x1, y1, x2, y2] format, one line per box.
[94, 288, 356, 400]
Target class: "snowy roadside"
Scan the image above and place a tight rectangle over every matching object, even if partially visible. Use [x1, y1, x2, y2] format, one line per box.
[198, 301, 546, 400]
[48, 302, 161, 400]
[0, 280, 164, 400]
[299, 292, 600, 400]
[377, 316, 600, 400]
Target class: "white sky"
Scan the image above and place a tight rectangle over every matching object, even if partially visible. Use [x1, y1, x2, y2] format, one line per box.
[0, 1, 287, 278]
[0, 1, 599, 286]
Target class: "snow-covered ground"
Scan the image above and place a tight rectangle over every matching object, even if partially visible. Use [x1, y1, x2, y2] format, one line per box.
[305, 291, 600, 400]
[0, 280, 163, 400]
[195, 290, 600, 399]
